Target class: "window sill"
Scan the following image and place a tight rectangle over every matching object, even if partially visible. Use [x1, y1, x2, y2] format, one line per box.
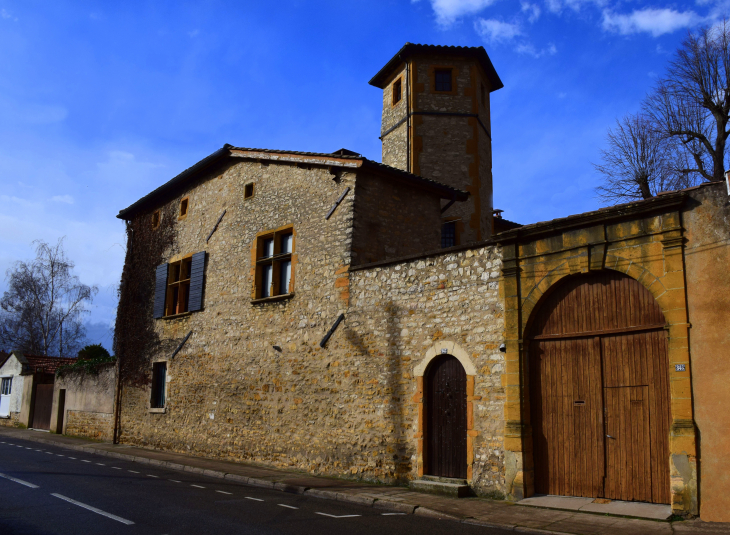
[251, 293, 295, 305]
[161, 311, 192, 320]
[149, 408, 166, 414]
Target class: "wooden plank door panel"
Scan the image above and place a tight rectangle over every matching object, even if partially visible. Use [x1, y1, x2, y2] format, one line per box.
[426, 356, 467, 479]
[32, 383, 54, 430]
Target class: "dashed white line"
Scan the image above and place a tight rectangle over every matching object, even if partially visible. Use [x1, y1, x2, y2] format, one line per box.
[216, 490, 232, 495]
[112, 467, 122, 470]
[96, 463, 105, 466]
[278, 504, 298, 509]
[0, 472, 39, 489]
[57, 455, 64, 457]
[245, 497, 264, 502]
[191, 484, 205, 489]
[51, 493, 134, 525]
[169, 479, 181, 483]
[81, 460, 91, 463]
[147, 475, 158, 478]
[382, 513, 406, 515]
[128, 470, 139, 474]
[315, 512, 361, 518]
[45, 452, 54, 455]
[68, 456, 76, 459]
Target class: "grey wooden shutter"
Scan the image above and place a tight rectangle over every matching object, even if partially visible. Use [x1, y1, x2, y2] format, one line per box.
[188, 251, 206, 312]
[153, 264, 168, 319]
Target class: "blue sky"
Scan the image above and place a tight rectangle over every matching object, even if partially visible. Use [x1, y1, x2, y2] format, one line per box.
[0, 0, 726, 351]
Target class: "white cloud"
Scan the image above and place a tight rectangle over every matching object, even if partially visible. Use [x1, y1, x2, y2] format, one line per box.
[51, 195, 75, 204]
[474, 18, 522, 43]
[429, 0, 499, 26]
[516, 42, 558, 57]
[1, 9, 17, 21]
[521, 1, 541, 22]
[544, 0, 606, 13]
[602, 8, 702, 36]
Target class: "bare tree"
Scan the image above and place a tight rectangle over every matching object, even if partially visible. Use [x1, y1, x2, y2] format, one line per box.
[594, 114, 681, 202]
[0, 238, 97, 357]
[645, 20, 730, 183]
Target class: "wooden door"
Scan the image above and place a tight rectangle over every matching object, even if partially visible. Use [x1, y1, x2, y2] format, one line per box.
[32, 383, 54, 430]
[529, 271, 670, 504]
[426, 356, 467, 479]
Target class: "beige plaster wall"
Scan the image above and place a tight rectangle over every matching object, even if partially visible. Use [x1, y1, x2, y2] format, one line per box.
[683, 182, 730, 522]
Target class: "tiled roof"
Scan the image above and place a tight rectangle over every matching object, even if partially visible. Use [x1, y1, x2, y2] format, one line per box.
[22, 355, 77, 374]
[117, 145, 468, 219]
[368, 43, 504, 91]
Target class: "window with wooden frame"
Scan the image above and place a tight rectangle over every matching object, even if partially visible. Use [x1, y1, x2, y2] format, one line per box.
[179, 197, 189, 220]
[165, 257, 192, 316]
[434, 69, 453, 92]
[153, 252, 205, 319]
[392, 77, 402, 106]
[254, 228, 294, 299]
[441, 220, 459, 248]
[150, 362, 167, 409]
[151, 210, 161, 229]
[244, 183, 255, 199]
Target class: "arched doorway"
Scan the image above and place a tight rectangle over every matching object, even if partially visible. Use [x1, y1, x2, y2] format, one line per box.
[528, 270, 671, 504]
[426, 355, 467, 479]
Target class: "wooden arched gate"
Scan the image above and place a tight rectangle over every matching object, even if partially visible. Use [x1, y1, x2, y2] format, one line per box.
[528, 271, 671, 504]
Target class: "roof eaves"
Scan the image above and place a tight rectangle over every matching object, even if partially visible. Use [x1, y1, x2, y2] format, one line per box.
[495, 191, 688, 244]
[360, 159, 469, 201]
[117, 146, 231, 220]
[368, 43, 504, 92]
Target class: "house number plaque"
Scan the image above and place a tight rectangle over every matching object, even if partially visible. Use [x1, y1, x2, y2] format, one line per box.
[675, 364, 686, 372]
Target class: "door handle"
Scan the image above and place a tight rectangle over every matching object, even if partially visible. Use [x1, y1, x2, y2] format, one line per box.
[606, 434, 615, 439]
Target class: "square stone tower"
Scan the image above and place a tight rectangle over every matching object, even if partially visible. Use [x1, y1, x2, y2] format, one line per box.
[369, 44, 503, 243]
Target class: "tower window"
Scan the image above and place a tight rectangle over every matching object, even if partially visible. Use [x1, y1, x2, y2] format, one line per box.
[435, 69, 452, 92]
[151, 210, 161, 229]
[392, 78, 402, 105]
[441, 221, 457, 248]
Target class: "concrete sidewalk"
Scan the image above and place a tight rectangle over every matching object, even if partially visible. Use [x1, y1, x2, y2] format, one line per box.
[0, 427, 727, 535]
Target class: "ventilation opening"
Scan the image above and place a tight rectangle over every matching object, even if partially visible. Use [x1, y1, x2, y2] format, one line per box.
[244, 183, 255, 199]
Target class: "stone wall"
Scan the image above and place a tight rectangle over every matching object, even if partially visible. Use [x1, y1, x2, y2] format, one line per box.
[0, 412, 21, 427]
[65, 411, 114, 441]
[351, 172, 442, 266]
[52, 362, 117, 439]
[682, 182, 730, 522]
[346, 244, 507, 495]
[381, 63, 408, 171]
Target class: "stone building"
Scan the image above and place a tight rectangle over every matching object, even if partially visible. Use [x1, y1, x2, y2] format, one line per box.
[114, 44, 730, 521]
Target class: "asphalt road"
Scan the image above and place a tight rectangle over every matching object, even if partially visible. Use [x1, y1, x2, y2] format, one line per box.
[0, 436, 511, 535]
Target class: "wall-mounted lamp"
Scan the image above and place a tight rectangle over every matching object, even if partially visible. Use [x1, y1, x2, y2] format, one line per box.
[499, 343, 506, 352]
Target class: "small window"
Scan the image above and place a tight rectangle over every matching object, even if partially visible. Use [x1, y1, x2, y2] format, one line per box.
[179, 197, 189, 219]
[244, 183, 255, 199]
[150, 362, 167, 409]
[151, 210, 161, 229]
[165, 257, 192, 316]
[441, 221, 456, 248]
[1, 377, 11, 395]
[435, 69, 452, 92]
[255, 228, 294, 299]
[392, 78, 402, 105]
[481, 83, 486, 107]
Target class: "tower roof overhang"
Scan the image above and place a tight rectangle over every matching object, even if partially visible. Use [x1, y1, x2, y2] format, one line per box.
[368, 43, 504, 91]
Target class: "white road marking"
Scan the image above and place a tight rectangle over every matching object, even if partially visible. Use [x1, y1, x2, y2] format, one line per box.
[81, 460, 91, 462]
[51, 493, 134, 525]
[169, 480, 181, 483]
[128, 470, 139, 474]
[112, 467, 122, 470]
[245, 497, 264, 502]
[0, 472, 39, 489]
[147, 475, 158, 478]
[57, 454, 64, 457]
[278, 504, 298, 509]
[96, 463, 105, 466]
[315, 513, 361, 518]
[68, 456, 76, 459]
[382, 513, 406, 515]
[191, 484, 205, 488]
[45, 452, 54, 455]
[216, 490, 232, 495]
